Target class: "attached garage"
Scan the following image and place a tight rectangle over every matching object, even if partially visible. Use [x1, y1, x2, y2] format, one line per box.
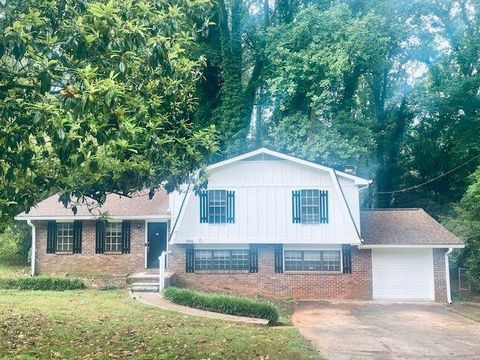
[360, 209, 465, 302]
[372, 248, 434, 301]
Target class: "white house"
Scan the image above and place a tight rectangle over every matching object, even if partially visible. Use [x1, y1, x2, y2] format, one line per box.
[16, 148, 464, 302]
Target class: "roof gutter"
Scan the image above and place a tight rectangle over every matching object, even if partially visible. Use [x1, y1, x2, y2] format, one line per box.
[15, 214, 171, 221]
[358, 244, 464, 249]
[26, 220, 36, 277]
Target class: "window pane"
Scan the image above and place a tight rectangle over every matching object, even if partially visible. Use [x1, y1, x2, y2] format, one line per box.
[285, 250, 341, 272]
[208, 190, 227, 223]
[56, 223, 74, 252]
[194, 249, 249, 271]
[322, 251, 341, 271]
[105, 222, 123, 252]
[300, 189, 321, 223]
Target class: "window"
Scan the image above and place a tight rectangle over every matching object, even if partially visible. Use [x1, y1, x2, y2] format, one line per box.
[292, 189, 328, 224]
[300, 189, 321, 223]
[194, 249, 249, 270]
[56, 223, 74, 252]
[105, 222, 123, 252]
[208, 190, 227, 223]
[284, 250, 341, 271]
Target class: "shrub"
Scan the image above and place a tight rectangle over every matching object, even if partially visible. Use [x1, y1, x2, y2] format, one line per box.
[164, 287, 279, 323]
[0, 222, 30, 265]
[0, 276, 86, 291]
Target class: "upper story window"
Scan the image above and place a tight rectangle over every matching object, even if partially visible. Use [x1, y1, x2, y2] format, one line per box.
[56, 223, 74, 252]
[292, 189, 328, 224]
[105, 222, 123, 252]
[199, 190, 235, 224]
[284, 250, 341, 272]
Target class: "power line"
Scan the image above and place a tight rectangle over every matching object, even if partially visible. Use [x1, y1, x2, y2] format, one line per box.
[377, 153, 480, 195]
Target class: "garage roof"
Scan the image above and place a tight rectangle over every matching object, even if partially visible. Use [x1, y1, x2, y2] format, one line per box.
[360, 209, 464, 247]
[15, 189, 170, 220]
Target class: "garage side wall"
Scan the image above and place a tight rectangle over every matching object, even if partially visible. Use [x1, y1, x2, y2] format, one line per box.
[433, 248, 448, 302]
[168, 245, 372, 299]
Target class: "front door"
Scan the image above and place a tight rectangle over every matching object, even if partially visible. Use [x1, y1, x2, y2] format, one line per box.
[147, 222, 167, 269]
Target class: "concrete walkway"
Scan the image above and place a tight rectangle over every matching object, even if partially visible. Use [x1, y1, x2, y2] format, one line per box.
[130, 291, 269, 326]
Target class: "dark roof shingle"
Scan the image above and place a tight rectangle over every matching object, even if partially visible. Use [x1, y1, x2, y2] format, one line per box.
[16, 189, 169, 219]
[360, 208, 463, 246]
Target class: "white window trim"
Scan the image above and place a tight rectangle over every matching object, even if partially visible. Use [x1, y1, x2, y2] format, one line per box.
[56, 222, 74, 252]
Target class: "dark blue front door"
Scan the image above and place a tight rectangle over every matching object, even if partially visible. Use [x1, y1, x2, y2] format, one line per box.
[147, 222, 167, 268]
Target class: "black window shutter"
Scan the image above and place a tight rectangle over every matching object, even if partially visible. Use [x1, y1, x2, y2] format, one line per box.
[292, 190, 301, 223]
[46, 221, 57, 254]
[73, 220, 82, 254]
[342, 245, 352, 274]
[320, 190, 329, 223]
[249, 245, 258, 273]
[95, 220, 106, 254]
[185, 245, 195, 273]
[199, 191, 208, 223]
[122, 220, 131, 254]
[226, 191, 235, 223]
[274, 245, 283, 273]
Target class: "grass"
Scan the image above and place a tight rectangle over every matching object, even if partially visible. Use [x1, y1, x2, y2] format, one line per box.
[0, 263, 29, 278]
[0, 290, 321, 359]
[451, 302, 480, 322]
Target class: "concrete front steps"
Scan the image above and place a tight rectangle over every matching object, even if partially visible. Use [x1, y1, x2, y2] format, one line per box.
[127, 271, 174, 292]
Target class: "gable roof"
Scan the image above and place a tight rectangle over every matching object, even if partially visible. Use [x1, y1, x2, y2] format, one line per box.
[15, 189, 170, 220]
[360, 209, 464, 248]
[207, 148, 372, 186]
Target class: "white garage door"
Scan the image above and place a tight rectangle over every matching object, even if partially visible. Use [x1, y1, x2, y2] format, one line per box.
[372, 248, 435, 301]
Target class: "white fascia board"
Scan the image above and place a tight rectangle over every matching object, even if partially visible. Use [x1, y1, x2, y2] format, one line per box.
[15, 215, 171, 221]
[358, 244, 465, 249]
[206, 148, 372, 186]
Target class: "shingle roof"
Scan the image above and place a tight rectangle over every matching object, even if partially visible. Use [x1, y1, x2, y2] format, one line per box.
[360, 208, 463, 247]
[16, 189, 170, 219]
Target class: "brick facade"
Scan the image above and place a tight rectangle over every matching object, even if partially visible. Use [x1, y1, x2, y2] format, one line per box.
[433, 248, 448, 302]
[33, 220, 146, 276]
[168, 244, 373, 299]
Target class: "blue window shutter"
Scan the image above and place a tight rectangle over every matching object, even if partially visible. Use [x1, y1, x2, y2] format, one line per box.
[226, 191, 235, 223]
[274, 245, 283, 273]
[342, 245, 352, 274]
[199, 191, 208, 223]
[186, 245, 195, 273]
[320, 190, 329, 223]
[249, 245, 258, 273]
[121, 220, 131, 254]
[73, 220, 82, 254]
[292, 190, 301, 223]
[47, 221, 57, 254]
[95, 220, 106, 254]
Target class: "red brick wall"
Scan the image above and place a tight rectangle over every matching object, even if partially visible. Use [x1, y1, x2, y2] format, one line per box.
[167, 245, 373, 299]
[33, 220, 146, 276]
[433, 248, 448, 302]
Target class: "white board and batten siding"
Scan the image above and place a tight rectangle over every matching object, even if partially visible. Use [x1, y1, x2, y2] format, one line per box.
[171, 158, 361, 245]
[372, 248, 435, 301]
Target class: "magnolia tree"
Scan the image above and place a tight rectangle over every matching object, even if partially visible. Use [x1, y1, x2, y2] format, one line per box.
[0, 0, 217, 220]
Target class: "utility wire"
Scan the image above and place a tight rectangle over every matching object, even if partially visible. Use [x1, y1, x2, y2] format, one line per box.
[377, 153, 480, 195]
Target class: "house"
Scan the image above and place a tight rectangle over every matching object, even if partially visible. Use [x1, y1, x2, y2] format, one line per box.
[15, 148, 464, 302]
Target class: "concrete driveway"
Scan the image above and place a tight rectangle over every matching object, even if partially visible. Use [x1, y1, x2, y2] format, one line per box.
[292, 300, 480, 359]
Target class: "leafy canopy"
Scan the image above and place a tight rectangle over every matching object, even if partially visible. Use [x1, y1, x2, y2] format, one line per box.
[0, 0, 217, 219]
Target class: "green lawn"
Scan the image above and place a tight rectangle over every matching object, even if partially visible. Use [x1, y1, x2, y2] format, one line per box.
[0, 264, 29, 278]
[0, 290, 321, 359]
[451, 302, 480, 323]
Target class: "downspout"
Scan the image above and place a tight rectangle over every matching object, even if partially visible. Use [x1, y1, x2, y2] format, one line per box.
[445, 248, 453, 304]
[27, 220, 36, 277]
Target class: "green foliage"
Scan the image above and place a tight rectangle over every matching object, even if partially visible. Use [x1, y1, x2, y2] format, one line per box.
[0, 0, 218, 221]
[444, 167, 480, 292]
[164, 286, 279, 322]
[0, 276, 85, 291]
[0, 222, 30, 265]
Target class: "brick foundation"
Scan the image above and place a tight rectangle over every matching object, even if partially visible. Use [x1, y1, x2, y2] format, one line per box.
[433, 248, 448, 302]
[33, 220, 146, 276]
[168, 244, 373, 299]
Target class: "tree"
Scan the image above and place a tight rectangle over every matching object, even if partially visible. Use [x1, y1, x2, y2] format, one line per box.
[0, 0, 218, 221]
